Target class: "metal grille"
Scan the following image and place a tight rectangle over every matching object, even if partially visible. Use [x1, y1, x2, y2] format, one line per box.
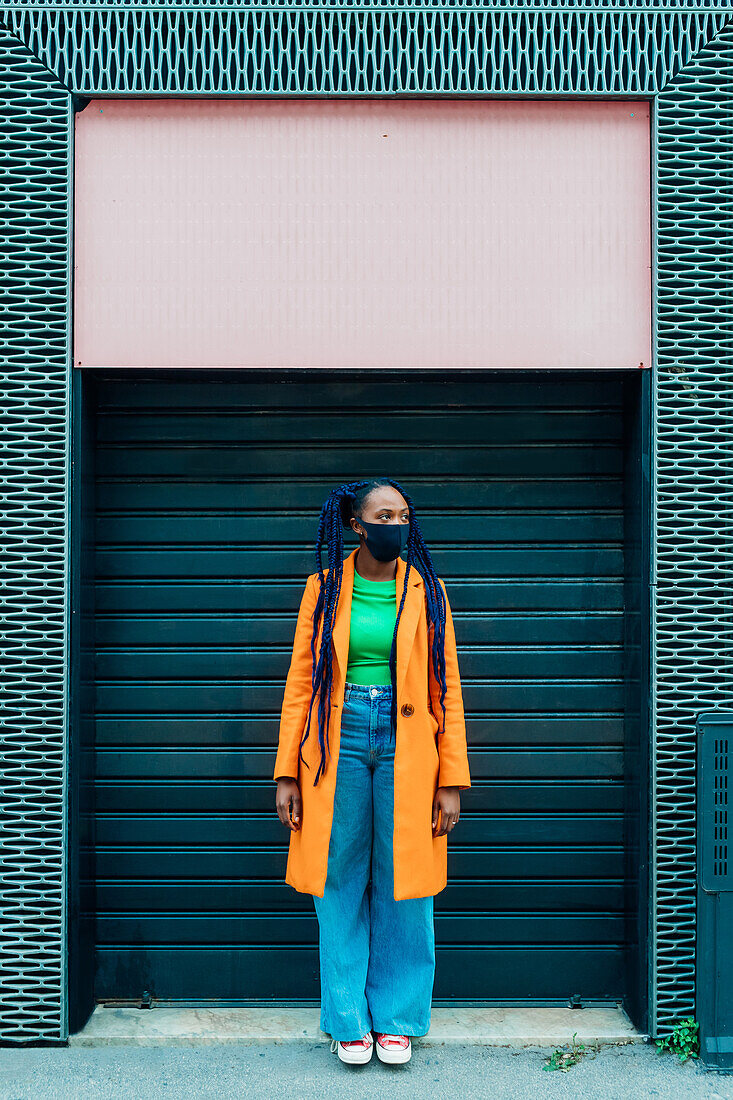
[2, 0, 732, 8]
[713, 739, 729, 882]
[0, 0, 731, 1042]
[0, 28, 70, 1043]
[699, 719, 733, 893]
[655, 22, 733, 1031]
[3, 8, 727, 95]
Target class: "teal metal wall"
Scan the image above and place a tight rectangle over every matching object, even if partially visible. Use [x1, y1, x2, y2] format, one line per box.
[655, 28, 733, 1034]
[0, 0, 731, 1043]
[0, 27, 71, 1044]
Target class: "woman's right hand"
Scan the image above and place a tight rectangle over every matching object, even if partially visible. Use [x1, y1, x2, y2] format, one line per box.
[275, 777, 302, 831]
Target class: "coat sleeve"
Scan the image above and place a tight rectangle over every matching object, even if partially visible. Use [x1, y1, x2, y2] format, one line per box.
[429, 577, 471, 791]
[273, 573, 319, 782]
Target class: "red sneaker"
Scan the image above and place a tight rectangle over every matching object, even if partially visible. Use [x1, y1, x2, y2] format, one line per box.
[374, 1032, 412, 1064]
[330, 1032, 374, 1064]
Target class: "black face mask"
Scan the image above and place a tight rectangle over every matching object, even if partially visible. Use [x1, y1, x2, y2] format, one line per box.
[357, 520, 409, 563]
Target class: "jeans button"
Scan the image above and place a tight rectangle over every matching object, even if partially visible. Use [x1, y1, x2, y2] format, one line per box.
[371, 687, 378, 697]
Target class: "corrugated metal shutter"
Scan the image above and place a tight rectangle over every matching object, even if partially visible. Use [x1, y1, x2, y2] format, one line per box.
[92, 373, 627, 1003]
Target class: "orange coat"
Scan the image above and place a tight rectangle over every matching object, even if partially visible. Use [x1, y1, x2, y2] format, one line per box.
[273, 546, 471, 900]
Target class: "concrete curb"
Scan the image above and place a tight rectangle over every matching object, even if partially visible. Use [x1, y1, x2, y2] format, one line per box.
[69, 1005, 646, 1048]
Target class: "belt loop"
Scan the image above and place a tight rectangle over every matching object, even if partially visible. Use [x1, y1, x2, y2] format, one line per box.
[344, 683, 350, 703]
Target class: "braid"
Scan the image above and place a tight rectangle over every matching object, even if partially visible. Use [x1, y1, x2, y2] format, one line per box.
[298, 477, 448, 785]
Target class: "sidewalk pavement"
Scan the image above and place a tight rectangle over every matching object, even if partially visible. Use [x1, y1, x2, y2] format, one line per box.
[2, 1039, 733, 1100]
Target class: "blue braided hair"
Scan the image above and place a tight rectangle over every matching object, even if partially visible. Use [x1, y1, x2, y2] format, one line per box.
[297, 477, 448, 785]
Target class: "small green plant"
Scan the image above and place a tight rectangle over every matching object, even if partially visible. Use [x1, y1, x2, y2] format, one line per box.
[543, 1032, 587, 1072]
[655, 1017, 700, 1063]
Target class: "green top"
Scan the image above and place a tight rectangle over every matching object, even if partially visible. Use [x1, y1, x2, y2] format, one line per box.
[345, 567, 398, 686]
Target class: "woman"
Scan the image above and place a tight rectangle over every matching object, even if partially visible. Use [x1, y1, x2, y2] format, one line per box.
[273, 477, 471, 1066]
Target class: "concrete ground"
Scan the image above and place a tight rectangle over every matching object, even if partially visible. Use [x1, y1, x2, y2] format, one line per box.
[2, 1040, 733, 1100]
[68, 1004, 642, 1047]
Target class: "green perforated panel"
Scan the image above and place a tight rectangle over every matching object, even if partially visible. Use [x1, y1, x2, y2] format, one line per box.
[0, 28, 70, 1043]
[655, 23, 733, 1034]
[0, 0, 730, 1042]
[5, 8, 728, 94]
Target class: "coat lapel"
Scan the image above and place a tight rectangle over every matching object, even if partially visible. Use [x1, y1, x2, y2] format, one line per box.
[331, 546, 424, 700]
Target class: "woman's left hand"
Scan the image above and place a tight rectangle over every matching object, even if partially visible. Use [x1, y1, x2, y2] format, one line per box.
[432, 786, 461, 837]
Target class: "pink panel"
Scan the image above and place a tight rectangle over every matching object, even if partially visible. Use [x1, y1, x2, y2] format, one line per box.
[74, 99, 651, 370]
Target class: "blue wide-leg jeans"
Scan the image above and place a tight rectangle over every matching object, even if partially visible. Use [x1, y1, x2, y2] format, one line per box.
[313, 681, 435, 1042]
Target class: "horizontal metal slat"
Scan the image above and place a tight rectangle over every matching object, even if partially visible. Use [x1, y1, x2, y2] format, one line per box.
[92, 374, 630, 1002]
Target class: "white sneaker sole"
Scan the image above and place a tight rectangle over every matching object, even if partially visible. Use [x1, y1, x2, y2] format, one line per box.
[337, 1041, 373, 1065]
[375, 1039, 412, 1064]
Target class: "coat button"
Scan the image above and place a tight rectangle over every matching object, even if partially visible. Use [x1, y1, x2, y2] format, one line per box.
[401, 703, 414, 717]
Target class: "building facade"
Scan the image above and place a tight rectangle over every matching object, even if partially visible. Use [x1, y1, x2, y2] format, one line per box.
[1, 0, 732, 1045]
